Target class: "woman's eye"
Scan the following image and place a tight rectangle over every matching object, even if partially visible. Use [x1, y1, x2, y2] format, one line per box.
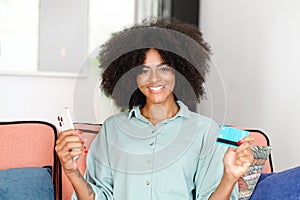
[159, 66, 171, 72]
[141, 68, 150, 74]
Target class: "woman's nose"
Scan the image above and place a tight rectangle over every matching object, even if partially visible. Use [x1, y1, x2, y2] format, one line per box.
[149, 70, 161, 82]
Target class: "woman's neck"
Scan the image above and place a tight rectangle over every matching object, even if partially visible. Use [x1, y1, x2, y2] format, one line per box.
[141, 101, 179, 126]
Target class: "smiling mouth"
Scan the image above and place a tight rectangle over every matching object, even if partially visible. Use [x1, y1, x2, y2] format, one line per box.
[149, 85, 165, 92]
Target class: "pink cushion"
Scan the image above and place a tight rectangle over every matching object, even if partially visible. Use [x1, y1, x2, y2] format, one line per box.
[0, 122, 55, 170]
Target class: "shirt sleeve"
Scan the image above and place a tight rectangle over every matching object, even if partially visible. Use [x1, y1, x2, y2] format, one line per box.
[194, 120, 238, 200]
[72, 122, 114, 200]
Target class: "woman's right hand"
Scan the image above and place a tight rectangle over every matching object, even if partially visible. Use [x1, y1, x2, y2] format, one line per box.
[55, 129, 83, 175]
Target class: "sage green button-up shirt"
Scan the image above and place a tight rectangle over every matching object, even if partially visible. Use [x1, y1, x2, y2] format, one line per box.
[72, 101, 238, 200]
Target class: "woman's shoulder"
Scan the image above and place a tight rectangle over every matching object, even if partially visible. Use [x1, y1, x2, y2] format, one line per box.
[102, 111, 130, 126]
[190, 111, 212, 120]
[187, 110, 218, 127]
[176, 101, 219, 129]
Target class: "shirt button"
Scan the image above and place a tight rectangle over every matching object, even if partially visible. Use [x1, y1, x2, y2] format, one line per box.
[152, 129, 155, 134]
[147, 159, 152, 164]
[146, 180, 150, 185]
[149, 142, 154, 146]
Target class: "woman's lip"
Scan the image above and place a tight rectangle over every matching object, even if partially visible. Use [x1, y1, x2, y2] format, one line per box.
[149, 85, 165, 92]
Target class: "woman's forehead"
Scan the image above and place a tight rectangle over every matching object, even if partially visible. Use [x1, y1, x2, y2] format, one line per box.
[143, 49, 164, 64]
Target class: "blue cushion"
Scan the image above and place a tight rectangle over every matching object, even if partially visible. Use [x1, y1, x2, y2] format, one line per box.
[0, 166, 54, 200]
[250, 166, 300, 200]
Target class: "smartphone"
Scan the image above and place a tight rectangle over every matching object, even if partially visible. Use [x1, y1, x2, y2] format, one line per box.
[57, 107, 75, 133]
[57, 107, 80, 160]
[216, 126, 249, 148]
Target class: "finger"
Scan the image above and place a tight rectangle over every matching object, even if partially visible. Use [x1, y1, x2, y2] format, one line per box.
[55, 135, 82, 156]
[63, 148, 83, 161]
[236, 139, 253, 153]
[57, 142, 83, 162]
[237, 145, 251, 153]
[236, 152, 254, 163]
[235, 150, 254, 166]
[235, 156, 253, 167]
[236, 147, 254, 159]
[239, 135, 255, 145]
[234, 149, 253, 163]
[57, 133, 81, 146]
[60, 149, 82, 164]
[56, 137, 82, 154]
[235, 144, 253, 158]
[235, 161, 252, 171]
[56, 129, 76, 144]
[226, 147, 237, 153]
[61, 140, 83, 152]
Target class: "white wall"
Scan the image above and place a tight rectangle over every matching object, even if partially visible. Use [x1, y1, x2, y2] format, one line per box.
[0, 74, 75, 125]
[200, 0, 300, 171]
[0, 70, 119, 126]
[0, 0, 134, 126]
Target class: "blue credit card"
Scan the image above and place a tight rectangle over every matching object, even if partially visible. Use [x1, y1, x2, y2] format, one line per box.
[216, 126, 249, 148]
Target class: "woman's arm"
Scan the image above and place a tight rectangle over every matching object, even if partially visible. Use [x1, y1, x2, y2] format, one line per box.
[209, 136, 255, 200]
[55, 130, 95, 200]
[67, 169, 95, 200]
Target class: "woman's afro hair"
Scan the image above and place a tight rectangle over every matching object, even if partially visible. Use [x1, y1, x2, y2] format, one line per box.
[99, 18, 212, 110]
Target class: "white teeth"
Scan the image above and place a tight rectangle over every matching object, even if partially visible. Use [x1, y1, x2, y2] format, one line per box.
[149, 86, 164, 91]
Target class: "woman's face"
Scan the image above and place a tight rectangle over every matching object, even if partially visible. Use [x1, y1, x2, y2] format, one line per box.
[136, 49, 175, 106]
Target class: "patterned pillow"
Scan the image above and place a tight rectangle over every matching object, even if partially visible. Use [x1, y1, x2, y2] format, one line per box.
[238, 145, 272, 200]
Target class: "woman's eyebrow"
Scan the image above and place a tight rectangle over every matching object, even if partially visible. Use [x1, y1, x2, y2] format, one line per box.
[156, 62, 167, 67]
[140, 64, 150, 68]
[141, 62, 167, 68]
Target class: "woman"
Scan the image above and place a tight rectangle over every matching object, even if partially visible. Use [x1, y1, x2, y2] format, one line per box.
[55, 18, 254, 200]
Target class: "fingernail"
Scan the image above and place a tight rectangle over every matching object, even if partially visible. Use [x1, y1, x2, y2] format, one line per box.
[84, 150, 88, 154]
[81, 141, 85, 144]
[76, 130, 83, 134]
[237, 140, 243, 146]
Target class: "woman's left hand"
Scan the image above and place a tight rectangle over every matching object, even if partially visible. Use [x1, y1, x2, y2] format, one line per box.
[222, 135, 255, 182]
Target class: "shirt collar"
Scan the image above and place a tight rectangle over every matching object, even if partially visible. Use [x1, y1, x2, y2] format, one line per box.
[127, 105, 142, 120]
[127, 101, 192, 121]
[176, 101, 192, 118]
